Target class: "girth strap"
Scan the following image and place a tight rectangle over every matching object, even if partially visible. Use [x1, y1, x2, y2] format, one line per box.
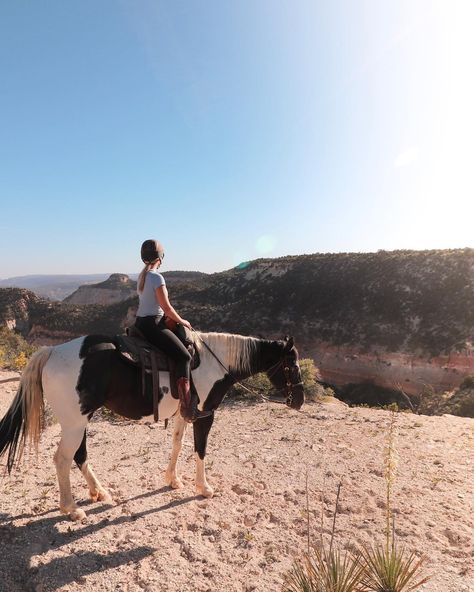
[150, 352, 160, 422]
[138, 348, 147, 402]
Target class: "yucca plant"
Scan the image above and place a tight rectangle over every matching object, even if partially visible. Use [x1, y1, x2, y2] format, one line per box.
[283, 556, 320, 592]
[283, 544, 366, 592]
[359, 406, 429, 592]
[359, 544, 429, 592]
[283, 482, 366, 592]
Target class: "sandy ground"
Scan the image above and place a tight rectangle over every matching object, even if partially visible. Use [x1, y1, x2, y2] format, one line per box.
[1, 369, 473, 592]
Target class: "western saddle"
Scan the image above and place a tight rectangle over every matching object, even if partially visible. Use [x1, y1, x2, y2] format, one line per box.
[115, 323, 200, 422]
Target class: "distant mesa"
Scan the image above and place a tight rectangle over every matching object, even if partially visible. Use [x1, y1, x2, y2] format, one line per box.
[63, 274, 137, 306]
[93, 273, 136, 289]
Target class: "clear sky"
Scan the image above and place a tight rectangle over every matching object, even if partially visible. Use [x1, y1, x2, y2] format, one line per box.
[1, 1, 473, 277]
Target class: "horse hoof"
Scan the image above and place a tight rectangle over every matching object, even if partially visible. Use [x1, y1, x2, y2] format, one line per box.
[90, 489, 113, 504]
[165, 474, 184, 489]
[70, 508, 87, 522]
[196, 485, 214, 498]
[170, 478, 185, 490]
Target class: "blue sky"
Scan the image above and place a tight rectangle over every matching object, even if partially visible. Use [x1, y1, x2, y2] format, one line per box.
[1, 1, 473, 277]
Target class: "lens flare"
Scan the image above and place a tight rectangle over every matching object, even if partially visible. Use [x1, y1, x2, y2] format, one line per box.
[232, 250, 251, 269]
[256, 234, 277, 255]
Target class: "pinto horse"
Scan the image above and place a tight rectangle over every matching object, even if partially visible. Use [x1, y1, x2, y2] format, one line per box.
[0, 332, 304, 521]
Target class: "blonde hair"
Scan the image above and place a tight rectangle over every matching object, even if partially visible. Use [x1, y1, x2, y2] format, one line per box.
[138, 260, 159, 293]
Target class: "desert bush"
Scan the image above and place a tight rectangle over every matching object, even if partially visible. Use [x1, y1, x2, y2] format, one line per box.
[229, 358, 329, 402]
[12, 351, 29, 371]
[460, 374, 474, 389]
[283, 482, 366, 592]
[0, 327, 37, 370]
[455, 388, 474, 417]
[299, 359, 329, 401]
[417, 381, 474, 418]
[93, 406, 129, 423]
[230, 371, 273, 401]
[283, 543, 365, 592]
[359, 544, 429, 592]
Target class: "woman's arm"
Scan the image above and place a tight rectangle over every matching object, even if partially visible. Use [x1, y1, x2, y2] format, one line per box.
[155, 285, 192, 329]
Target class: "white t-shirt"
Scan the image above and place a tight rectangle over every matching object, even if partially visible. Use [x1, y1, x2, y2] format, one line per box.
[136, 270, 166, 318]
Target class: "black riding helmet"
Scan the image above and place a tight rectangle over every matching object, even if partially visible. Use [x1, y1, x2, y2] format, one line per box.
[141, 239, 165, 264]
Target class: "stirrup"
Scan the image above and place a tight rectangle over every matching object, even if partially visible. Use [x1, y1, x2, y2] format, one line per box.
[180, 403, 213, 423]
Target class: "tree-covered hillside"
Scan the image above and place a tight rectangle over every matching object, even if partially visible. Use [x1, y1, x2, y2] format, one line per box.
[1, 249, 473, 356]
[175, 249, 474, 354]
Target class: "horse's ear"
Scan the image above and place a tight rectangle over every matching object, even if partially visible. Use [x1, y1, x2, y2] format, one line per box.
[284, 336, 294, 350]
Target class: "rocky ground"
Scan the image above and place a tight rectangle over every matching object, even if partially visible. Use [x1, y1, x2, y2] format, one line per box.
[1, 370, 473, 592]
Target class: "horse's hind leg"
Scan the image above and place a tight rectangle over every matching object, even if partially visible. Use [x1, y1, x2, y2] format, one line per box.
[193, 412, 215, 498]
[164, 415, 188, 489]
[54, 427, 88, 521]
[74, 430, 112, 504]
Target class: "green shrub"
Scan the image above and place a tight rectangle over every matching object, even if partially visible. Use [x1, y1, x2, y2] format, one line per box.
[359, 544, 429, 592]
[299, 358, 334, 401]
[230, 371, 273, 401]
[229, 358, 330, 402]
[283, 544, 365, 592]
[0, 327, 37, 370]
[460, 374, 474, 389]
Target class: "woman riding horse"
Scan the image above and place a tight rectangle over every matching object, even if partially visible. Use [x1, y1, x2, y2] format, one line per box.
[0, 330, 304, 521]
[135, 239, 210, 422]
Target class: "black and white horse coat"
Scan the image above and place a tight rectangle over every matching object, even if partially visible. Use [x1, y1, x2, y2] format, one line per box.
[0, 332, 304, 521]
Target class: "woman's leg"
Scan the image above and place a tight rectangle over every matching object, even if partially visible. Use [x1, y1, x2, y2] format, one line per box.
[134, 317, 209, 421]
[136, 317, 187, 362]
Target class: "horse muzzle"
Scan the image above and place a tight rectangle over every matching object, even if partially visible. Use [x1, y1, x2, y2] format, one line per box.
[285, 382, 305, 410]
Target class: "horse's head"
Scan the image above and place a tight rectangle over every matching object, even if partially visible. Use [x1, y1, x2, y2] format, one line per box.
[265, 336, 305, 410]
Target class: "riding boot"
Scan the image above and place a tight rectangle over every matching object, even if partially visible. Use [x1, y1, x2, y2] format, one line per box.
[177, 377, 212, 422]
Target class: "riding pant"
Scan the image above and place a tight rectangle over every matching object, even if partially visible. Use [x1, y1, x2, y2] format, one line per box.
[134, 315, 191, 379]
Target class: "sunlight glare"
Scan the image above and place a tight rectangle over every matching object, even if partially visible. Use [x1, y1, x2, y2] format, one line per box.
[255, 234, 277, 255]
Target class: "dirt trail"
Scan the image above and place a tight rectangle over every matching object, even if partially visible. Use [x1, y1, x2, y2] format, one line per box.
[1, 370, 473, 592]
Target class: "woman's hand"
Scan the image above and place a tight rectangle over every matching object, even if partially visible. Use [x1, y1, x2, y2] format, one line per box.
[181, 319, 192, 330]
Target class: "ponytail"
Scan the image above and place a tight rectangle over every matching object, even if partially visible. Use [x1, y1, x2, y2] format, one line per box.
[138, 259, 161, 292]
[138, 264, 151, 293]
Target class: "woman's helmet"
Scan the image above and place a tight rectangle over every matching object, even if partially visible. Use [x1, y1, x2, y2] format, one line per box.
[141, 239, 165, 264]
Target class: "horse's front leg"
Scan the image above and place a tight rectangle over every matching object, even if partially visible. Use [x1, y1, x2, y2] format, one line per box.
[164, 414, 188, 489]
[193, 413, 215, 498]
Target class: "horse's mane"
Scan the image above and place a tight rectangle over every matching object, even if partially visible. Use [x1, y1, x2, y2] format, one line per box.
[193, 332, 260, 375]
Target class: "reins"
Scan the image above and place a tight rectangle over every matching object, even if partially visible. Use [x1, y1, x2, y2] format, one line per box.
[191, 329, 302, 406]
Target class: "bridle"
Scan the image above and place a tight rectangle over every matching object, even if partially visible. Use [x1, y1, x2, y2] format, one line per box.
[263, 355, 304, 407]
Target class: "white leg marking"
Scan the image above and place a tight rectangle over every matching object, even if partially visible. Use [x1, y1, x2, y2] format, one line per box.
[80, 461, 113, 504]
[54, 428, 88, 521]
[195, 453, 214, 498]
[164, 415, 187, 489]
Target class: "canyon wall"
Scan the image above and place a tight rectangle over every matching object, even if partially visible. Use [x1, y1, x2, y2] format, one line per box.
[307, 342, 474, 395]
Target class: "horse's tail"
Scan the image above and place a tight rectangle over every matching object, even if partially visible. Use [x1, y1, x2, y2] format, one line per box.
[0, 346, 53, 473]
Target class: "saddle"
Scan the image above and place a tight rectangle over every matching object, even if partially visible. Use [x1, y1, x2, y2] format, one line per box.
[114, 323, 200, 422]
